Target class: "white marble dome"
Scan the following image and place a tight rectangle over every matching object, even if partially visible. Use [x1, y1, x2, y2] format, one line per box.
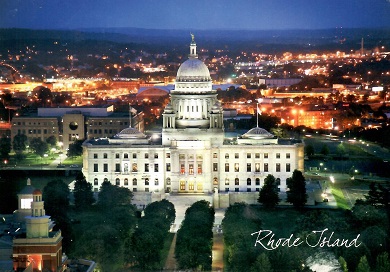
[176, 58, 211, 82]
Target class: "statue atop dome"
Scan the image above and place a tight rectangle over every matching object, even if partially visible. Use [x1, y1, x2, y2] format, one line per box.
[190, 33, 195, 43]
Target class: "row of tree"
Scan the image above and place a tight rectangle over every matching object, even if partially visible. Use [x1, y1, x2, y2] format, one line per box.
[175, 200, 215, 271]
[41, 172, 175, 271]
[258, 170, 308, 208]
[130, 199, 176, 270]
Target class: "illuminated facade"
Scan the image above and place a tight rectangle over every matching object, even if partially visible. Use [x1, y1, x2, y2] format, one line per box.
[82, 37, 304, 207]
[12, 189, 65, 272]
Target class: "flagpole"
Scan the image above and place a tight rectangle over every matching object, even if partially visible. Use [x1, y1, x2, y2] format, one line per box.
[256, 102, 259, 128]
[129, 104, 132, 128]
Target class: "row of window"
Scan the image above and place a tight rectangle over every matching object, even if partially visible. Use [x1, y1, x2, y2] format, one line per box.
[219, 163, 290, 173]
[14, 122, 56, 126]
[93, 177, 165, 187]
[224, 177, 281, 186]
[93, 162, 291, 174]
[88, 121, 129, 126]
[92, 152, 291, 160]
[93, 152, 169, 159]
[89, 129, 118, 135]
[17, 129, 56, 135]
[222, 152, 290, 159]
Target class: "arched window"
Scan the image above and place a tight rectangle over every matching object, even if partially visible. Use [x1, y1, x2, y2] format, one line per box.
[247, 178, 251, 185]
[255, 178, 260, 186]
[103, 178, 108, 182]
[213, 177, 218, 185]
[166, 178, 171, 185]
[124, 178, 128, 186]
[115, 178, 120, 186]
[276, 178, 281, 186]
[235, 178, 239, 185]
[94, 178, 98, 186]
[132, 178, 137, 186]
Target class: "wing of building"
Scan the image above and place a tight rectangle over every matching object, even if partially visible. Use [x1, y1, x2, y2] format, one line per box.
[82, 37, 304, 208]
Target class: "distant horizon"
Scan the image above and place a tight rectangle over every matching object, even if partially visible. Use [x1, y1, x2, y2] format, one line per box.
[1, 0, 389, 30]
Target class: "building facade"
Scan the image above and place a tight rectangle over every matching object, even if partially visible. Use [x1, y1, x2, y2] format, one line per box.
[11, 105, 143, 150]
[82, 37, 304, 207]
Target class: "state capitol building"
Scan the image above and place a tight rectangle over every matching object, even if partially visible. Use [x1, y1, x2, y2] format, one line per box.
[82, 37, 304, 207]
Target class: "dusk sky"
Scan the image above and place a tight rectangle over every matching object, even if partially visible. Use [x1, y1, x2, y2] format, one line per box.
[1, 0, 390, 30]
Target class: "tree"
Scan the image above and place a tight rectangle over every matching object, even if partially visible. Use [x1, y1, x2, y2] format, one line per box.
[13, 133, 28, 154]
[45, 135, 57, 147]
[305, 144, 315, 157]
[336, 142, 347, 157]
[320, 144, 330, 156]
[375, 252, 390, 272]
[0, 135, 11, 161]
[29, 137, 49, 157]
[250, 253, 273, 272]
[42, 179, 72, 252]
[98, 181, 133, 209]
[73, 171, 95, 210]
[67, 139, 83, 158]
[286, 170, 307, 208]
[258, 174, 280, 208]
[338, 256, 348, 272]
[355, 256, 370, 272]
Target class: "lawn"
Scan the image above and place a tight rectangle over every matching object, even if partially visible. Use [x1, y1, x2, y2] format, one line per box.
[330, 185, 350, 209]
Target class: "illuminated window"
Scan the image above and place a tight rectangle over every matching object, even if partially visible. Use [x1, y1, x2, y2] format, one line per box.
[247, 153, 251, 159]
[225, 178, 229, 185]
[124, 178, 128, 186]
[264, 153, 268, 159]
[213, 163, 218, 171]
[247, 163, 251, 172]
[255, 153, 260, 159]
[255, 163, 260, 172]
[179, 154, 185, 160]
[145, 178, 149, 186]
[145, 163, 149, 172]
[276, 163, 281, 172]
[234, 163, 239, 172]
[196, 163, 202, 174]
[264, 163, 269, 172]
[132, 163, 138, 172]
[21, 198, 33, 209]
[225, 153, 229, 159]
[235, 178, 239, 185]
[155, 178, 159, 186]
[166, 153, 171, 158]
[180, 164, 185, 174]
[197, 154, 203, 160]
[213, 177, 218, 185]
[180, 181, 185, 191]
[235, 153, 239, 159]
[213, 153, 218, 158]
[189, 164, 194, 175]
[197, 182, 203, 191]
[166, 178, 171, 185]
[189, 181, 194, 190]
[225, 163, 229, 172]
[166, 163, 171, 172]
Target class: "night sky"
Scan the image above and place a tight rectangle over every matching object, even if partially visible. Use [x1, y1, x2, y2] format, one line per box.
[1, 0, 390, 30]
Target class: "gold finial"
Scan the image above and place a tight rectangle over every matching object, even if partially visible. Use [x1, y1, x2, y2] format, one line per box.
[190, 33, 195, 42]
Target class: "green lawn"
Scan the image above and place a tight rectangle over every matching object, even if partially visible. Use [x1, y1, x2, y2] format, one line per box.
[62, 156, 83, 165]
[330, 184, 350, 209]
[160, 232, 175, 268]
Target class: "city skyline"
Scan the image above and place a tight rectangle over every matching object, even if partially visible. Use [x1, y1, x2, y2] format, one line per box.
[1, 0, 390, 30]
